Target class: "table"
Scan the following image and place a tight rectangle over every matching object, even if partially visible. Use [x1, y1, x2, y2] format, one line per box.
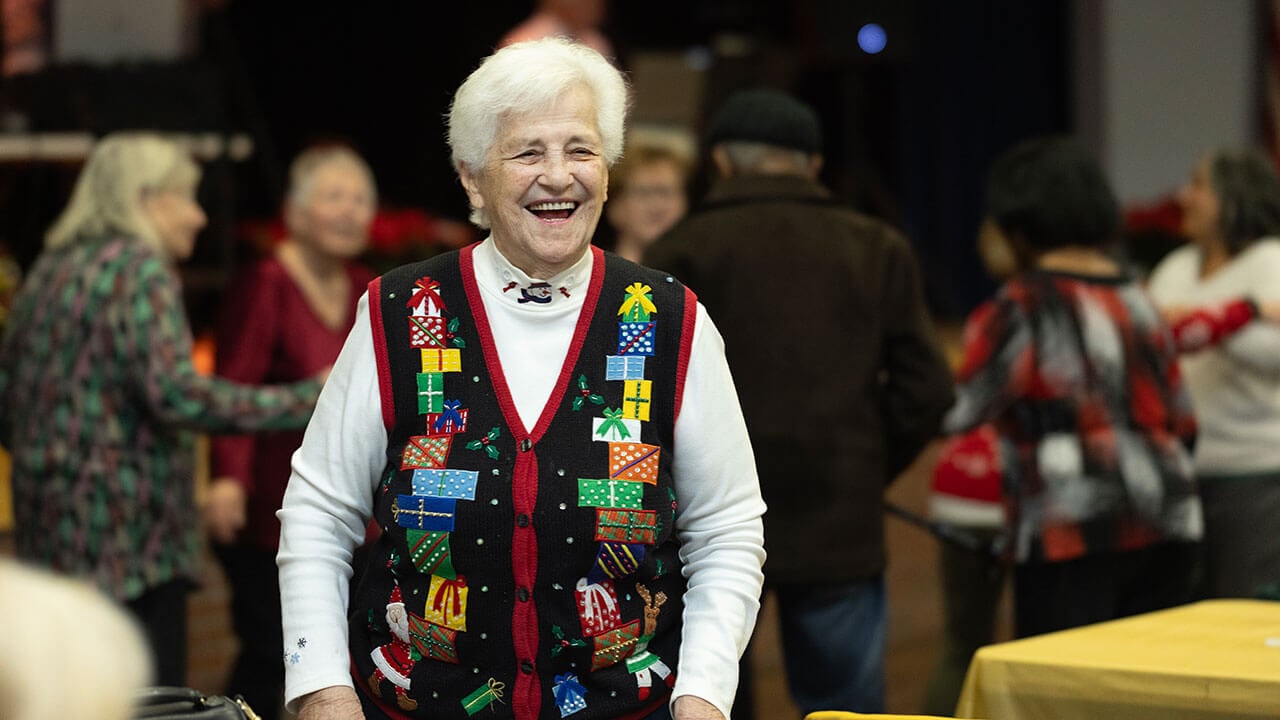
[956, 599, 1280, 719]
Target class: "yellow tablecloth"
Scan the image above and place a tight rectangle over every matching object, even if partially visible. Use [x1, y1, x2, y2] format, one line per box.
[957, 599, 1280, 719]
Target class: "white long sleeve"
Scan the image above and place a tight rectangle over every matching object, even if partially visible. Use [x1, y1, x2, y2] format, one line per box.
[1147, 238, 1280, 473]
[278, 241, 765, 715]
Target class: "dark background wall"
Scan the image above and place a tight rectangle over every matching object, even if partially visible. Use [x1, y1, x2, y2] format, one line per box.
[0, 0, 1072, 322]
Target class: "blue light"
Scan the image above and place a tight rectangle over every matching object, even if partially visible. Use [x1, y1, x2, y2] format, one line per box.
[858, 23, 887, 55]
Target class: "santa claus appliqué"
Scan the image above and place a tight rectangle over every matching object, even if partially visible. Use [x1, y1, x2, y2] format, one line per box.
[369, 585, 420, 711]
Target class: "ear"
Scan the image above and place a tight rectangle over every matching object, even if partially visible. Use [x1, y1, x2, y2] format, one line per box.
[457, 162, 487, 212]
[807, 154, 824, 180]
[711, 146, 734, 179]
[283, 200, 304, 234]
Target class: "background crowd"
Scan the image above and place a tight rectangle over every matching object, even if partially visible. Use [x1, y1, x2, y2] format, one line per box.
[1, 1, 1279, 720]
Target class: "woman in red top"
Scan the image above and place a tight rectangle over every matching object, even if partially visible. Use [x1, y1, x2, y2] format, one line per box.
[205, 144, 377, 719]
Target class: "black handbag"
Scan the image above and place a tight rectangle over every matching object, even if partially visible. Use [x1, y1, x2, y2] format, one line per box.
[133, 687, 262, 720]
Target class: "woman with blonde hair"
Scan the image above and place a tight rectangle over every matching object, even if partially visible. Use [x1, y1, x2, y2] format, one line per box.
[0, 132, 325, 687]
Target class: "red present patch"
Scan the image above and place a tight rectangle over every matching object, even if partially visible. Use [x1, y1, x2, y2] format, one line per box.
[591, 620, 640, 670]
[408, 614, 459, 664]
[409, 315, 448, 349]
[594, 509, 658, 544]
[608, 442, 660, 484]
[575, 578, 621, 637]
[401, 435, 451, 470]
[425, 406, 468, 437]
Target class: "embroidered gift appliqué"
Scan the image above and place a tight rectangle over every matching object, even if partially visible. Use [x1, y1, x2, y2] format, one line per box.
[401, 436, 452, 470]
[605, 355, 646, 381]
[618, 282, 657, 322]
[616, 322, 656, 356]
[608, 442, 660, 484]
[461, 678, 505, 716]
[406, 529, 455, 578]
[411, 468, 479, 501]
[592, 409, 640, 442]
[393, 495, 456, 532]
[577, 478, 645, 509]
[553, 672, 589, 717]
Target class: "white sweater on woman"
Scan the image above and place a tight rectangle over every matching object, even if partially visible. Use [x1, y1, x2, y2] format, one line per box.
[1147, 238, 1280, 476]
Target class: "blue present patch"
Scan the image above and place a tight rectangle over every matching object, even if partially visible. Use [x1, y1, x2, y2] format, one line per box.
[553, 673, 588, 717]
[588, 541, 646, 584]
[412, 468, 479, 500]
[605, 355, 646, 381]
[617, 322, 656, 356]
[393, 494, 456, 531]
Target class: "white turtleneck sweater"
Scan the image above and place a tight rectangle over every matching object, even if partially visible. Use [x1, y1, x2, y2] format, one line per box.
[277, 239, 767, 718]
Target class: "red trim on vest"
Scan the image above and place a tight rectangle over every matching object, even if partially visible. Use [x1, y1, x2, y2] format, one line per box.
[673, 286, 698, 423]
[530, 245, 607, 440]
[368, 275, 396, 430]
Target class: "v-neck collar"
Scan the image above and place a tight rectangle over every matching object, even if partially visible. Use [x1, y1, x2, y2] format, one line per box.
[460, 243, 606, 441]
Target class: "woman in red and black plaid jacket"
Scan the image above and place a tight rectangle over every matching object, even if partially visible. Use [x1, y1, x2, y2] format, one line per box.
[943, 137, 1203, 639]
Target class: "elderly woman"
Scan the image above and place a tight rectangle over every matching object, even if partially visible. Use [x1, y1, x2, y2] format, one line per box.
[0, 132, 324, 686]
[206, 144, 378, 719]
[1147, 147, 1280, 599]
[278, 39, 765, 720]
[943, 137, 1202, 639]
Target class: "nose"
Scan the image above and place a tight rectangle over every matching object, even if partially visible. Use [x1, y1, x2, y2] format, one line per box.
[194, 205, 208, 230]
[538, 151, 573, 189]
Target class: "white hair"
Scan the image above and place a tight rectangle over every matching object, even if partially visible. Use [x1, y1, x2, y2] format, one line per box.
[0, 559, 153, 720]
[448, 37, 629, 227]
[45, 132, 200, 252]
[286, 144, 377, 211]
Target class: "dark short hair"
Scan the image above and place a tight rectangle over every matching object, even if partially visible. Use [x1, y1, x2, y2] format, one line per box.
[705, 88, 822, 155]
[1207, 148, 1280, 256]
[985, 136, 1119, 252]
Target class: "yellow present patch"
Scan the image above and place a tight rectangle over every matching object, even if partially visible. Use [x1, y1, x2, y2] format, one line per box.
[622, 379, 652, 422]
[421, 348, 462, 373]
[423, 574, 468, 631]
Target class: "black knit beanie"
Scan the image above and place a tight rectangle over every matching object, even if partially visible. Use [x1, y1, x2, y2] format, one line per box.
[705, 88, 822, 154]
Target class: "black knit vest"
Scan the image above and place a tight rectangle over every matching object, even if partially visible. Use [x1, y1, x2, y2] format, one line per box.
[349, 245, 694, 720]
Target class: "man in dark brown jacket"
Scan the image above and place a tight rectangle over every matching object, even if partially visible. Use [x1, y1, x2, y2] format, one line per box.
[647, 88, 954, 717]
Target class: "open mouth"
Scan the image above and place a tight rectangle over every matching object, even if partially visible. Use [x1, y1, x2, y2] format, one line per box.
[527, 200, 578, 221]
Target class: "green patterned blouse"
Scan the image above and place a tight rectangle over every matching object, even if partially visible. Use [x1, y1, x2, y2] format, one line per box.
[0, 235, 321, 601]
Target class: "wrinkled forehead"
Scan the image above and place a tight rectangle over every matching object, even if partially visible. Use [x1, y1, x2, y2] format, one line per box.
[489, 86, 601, 152]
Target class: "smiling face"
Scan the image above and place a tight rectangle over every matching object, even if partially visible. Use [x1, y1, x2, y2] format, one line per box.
[458, 85, 607, 278]
[1177, 157, 1223, 246]
[288, 160, 375, 260]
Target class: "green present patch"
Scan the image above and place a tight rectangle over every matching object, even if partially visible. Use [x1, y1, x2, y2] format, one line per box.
[577, 478, 645, 509]
[406, 529, 454, 578]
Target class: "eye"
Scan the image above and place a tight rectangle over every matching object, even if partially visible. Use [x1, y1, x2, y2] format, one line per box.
[571, 147, 598, 158]
[512, 149, 541, 162]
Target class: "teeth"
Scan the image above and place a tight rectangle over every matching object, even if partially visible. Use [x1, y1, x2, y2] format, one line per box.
[528, 201, 576, 211]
